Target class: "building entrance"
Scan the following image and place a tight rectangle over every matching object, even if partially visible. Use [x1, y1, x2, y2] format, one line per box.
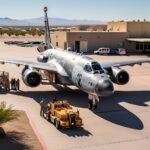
[75, 41, 80, 53]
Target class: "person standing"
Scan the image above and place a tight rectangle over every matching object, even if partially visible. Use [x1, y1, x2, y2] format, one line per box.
[14, 78, 16, 90]
[5, 78, 10, 91]
[10, 78, 14, 90]
[11, 78, 16, 90]
[16, 79, 20, 91]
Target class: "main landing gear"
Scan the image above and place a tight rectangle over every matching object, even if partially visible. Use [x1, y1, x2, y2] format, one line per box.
[88, 94, 99, 110]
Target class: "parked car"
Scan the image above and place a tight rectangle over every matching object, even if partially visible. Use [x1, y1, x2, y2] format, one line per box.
[67, 47, 74, 52]
[109, 49, 117, 55]
[116, 48, 126, 55]
[94, 47, 111, 55]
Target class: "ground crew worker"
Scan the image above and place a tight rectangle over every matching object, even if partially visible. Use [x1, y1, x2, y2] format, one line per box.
[14, 78, 17, 91]
[11, 78, 15, 90]
[52, 97, 57, 103]
[10, 78, 13, 90]
[40, 98, 45, 116]
[0, 81, 2, 90]
[5, 78, 10, 91]
[16, 79, 20, 91]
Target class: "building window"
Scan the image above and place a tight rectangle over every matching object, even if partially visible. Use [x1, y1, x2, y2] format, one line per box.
[140, 44, 143, 50]
[56, 42, 59, 47]
[144, 44, 147, 50]
[136, 43, 140, 50]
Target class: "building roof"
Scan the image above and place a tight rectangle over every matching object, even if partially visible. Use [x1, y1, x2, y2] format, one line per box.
[127, 38, 150, 42]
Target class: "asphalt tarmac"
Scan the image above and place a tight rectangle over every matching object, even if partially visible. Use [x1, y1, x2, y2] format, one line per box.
[0, 41, 150, 150]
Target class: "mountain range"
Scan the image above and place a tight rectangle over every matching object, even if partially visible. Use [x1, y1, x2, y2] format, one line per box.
[0, 17, 105, 26]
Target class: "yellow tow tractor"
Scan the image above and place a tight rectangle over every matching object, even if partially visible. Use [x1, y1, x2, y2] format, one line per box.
[40, 99, 83, 129]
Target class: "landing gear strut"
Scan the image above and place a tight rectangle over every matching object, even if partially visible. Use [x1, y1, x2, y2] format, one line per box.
[88, 94, 99, 110]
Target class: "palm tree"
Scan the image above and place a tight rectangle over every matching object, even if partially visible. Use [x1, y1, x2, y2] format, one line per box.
[0, 101, 19, 138]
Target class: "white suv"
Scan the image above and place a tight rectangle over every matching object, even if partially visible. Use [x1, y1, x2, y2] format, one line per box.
[94, 48, 111, 55]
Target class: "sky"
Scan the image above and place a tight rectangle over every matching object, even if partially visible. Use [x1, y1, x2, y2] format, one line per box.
[0, 0, 149, 21]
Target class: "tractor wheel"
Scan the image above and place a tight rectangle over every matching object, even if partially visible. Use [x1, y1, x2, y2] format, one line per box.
[40, 107, 44, 117]
[55, 119, 61, 129]
[45, 112, 50, 121]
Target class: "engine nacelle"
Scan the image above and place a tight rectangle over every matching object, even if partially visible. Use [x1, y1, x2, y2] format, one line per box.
[109, 67, 130, 85]
[22, 68, 42, 87]
[37, 54, 49, 63]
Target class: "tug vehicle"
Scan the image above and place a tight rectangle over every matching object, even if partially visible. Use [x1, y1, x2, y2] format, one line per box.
[40, 100, 83, 129]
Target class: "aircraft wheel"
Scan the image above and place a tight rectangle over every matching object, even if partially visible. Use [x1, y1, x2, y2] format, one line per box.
[88, 100, 98, 110]
[88, 100, 93, 110]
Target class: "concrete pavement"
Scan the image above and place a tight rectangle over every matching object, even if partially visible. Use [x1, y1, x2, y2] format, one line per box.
[0, 41, 150, 150]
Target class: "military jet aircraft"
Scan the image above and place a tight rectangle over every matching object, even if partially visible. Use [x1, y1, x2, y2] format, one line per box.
[0, 7, 150, 110]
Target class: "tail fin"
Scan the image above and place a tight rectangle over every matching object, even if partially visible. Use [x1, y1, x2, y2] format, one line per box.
[44, 7, 53, 49]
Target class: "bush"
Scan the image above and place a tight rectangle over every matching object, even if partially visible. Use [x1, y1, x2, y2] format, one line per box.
[0, 28, 44, 36]
[0, 101, 19, 138]
[0, 101, 19, 125]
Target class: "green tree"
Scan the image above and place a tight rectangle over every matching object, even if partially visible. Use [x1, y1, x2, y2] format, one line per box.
[0, 101, 19, 138]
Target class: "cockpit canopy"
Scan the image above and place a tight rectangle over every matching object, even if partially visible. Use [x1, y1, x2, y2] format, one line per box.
[84, 61, 104, 74]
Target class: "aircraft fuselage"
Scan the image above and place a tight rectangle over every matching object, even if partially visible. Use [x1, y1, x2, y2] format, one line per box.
[39, 48, 114, 97]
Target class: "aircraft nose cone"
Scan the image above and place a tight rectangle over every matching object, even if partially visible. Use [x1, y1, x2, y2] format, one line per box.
[95, 80, 114, 96]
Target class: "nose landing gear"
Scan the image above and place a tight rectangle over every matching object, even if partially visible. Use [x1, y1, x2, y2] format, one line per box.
[88, 94, 99, 110]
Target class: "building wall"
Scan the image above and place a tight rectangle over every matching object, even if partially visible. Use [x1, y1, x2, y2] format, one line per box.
[67, 31, 128, 52]
[50, 31, 67, 49]
[127, 22, 150, 37]
[50, 21, 150, 54]
[108, 21, 150, 37]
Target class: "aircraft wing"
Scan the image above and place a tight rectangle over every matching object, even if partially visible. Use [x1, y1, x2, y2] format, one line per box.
[101, 58, 150, 69]
[0, 58, 57, 72]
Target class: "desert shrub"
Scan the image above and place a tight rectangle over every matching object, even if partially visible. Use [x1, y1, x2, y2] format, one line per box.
[0, 101, 19, 125]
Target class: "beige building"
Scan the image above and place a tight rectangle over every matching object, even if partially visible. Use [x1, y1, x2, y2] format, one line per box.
[51, 21, 150, 54]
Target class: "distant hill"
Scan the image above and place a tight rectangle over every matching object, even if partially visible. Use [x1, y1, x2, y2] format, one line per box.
[0, 17, 106, 26]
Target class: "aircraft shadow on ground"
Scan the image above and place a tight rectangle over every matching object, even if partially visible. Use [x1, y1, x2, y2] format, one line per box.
[10, 89, 150, 130]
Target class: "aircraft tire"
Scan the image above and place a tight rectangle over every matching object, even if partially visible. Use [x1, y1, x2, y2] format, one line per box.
[88, 100, 98, 110]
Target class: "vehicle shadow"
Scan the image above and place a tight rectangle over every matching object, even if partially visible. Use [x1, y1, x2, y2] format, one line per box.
[60, 128, 92, 137]
[10, 89, 150, 130]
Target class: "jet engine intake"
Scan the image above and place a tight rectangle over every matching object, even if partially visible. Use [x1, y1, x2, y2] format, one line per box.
[109, 67, 129, 85]
[22, 67, 42, 87]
